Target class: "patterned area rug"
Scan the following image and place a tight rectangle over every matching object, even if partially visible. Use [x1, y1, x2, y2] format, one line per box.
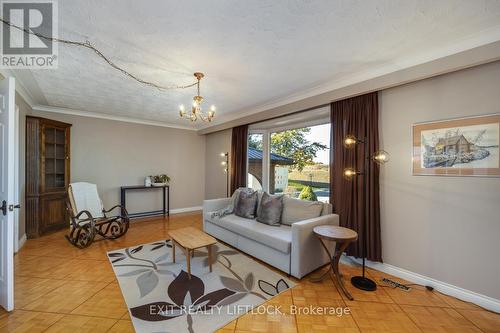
[108, 239, 294, 333]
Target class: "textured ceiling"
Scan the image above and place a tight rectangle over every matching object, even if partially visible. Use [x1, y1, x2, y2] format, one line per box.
[18, 0, 500, 129]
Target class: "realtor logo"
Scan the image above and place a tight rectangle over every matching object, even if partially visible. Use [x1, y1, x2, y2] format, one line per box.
[1, 0, 58, 68]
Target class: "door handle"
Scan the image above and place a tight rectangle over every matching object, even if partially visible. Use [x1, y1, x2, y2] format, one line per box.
[1, 201, 20, 215]
[9, 204, 20, 211]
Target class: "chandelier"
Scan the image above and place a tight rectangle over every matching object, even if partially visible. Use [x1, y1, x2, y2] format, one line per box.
[179, 72, 216, 122]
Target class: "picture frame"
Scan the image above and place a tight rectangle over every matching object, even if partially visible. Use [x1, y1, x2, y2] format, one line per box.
[412, 114, 500, 177]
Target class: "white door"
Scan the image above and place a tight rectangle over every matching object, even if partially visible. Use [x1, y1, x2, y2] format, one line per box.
[0, 77, 15, 311]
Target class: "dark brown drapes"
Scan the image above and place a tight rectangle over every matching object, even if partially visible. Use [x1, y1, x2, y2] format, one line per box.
[230, 125, 249, 194]
[330, 92, 382, 262]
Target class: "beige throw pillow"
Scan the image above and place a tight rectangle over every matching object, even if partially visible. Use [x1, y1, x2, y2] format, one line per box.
[281, 196, 324, 225]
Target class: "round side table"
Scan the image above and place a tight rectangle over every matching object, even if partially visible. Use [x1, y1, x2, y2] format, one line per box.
[311, 225, 358, 300]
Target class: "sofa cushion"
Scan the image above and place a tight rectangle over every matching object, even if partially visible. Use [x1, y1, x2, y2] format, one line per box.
[231, 187, 253, 206]
[256, 192, 283, 226]
[281, 196, 324, 225]
[211, 214, 292, 253]
[234, 190, 258, 219]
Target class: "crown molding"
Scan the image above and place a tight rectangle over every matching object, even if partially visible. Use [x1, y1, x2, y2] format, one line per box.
[198, 33, 500, 134]
[32, 105, 198, 131]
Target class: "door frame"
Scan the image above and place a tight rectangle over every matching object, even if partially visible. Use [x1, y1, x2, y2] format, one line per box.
[13, 105, 20, 252]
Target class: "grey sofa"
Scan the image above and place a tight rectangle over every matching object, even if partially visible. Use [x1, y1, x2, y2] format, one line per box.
[203, 195, 339, 279]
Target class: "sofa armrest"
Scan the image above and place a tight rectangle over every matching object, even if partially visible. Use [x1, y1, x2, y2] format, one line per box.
[202, 198, 232, 219]
[290, 214, 340, 278]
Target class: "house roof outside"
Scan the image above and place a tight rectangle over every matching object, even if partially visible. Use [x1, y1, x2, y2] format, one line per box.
[248, 147, 294, 165]
[436, 135, 470, 146]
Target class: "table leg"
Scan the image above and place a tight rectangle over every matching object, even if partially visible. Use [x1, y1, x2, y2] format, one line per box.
[310, 238, 334, 283]
[312, 238, 354, 301]
[172, 240, 176, 263]
[311, 239, 333, 282]
[167, 186, 170, 216]
[332, 240, 354, 300]
[310, 266, 331, 282]
[186, 248, 191, 279]
[208, 244, 212, 273]
[162, 186, 166, 218]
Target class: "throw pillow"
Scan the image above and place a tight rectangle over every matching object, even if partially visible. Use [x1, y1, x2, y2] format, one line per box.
[234, 190, 258, 219]
[281, 196, 324, 225]
[256, 192, 283, 226]
[230, 187, 253, 206]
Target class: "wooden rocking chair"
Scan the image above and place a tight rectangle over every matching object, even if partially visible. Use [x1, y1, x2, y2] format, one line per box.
[66, 182, 129, 248]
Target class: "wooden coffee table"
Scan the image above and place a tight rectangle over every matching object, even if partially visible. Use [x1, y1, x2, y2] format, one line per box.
[311, 225, 358, 300]
[169, 227, 217, 279]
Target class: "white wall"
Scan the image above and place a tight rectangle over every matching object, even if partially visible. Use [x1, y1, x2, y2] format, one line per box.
[379, 61, 500, 300]
[204, 129, 231, 199]
[30, 111, 206, 213]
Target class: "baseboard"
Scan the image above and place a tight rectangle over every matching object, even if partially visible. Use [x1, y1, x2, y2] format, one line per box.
[170, 206, 203, 214]
[16, 233, 27, 253]
[343, 255, 500, 313]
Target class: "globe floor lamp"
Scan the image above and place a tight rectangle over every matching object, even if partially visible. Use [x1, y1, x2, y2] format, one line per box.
[343, 135, 389, 291]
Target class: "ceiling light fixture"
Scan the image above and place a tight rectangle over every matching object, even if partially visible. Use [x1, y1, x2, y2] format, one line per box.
[179, 72, 216, 123]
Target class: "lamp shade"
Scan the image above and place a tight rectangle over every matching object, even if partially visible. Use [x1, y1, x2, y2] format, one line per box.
[343, 135, 357, 148]
[343, 168, 357, 180]
[372, 150, 390, 165]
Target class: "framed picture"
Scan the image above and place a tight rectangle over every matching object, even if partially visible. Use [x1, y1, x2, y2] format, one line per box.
[412, 114, 500, 177]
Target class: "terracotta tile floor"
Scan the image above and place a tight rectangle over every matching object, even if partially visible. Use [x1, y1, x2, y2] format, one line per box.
[0, 212, 498, 332]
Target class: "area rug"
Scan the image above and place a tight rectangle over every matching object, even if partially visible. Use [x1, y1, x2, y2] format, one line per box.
[107, 239, 294, 333]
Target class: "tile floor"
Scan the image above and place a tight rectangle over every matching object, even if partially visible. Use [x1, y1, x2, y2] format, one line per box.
[1, 212, 498, 333]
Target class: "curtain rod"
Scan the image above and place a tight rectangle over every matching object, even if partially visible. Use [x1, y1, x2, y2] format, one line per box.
[247, 102, 331, 127]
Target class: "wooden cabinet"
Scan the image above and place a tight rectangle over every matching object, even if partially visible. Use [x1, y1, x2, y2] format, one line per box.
[26, 116, 71, 238]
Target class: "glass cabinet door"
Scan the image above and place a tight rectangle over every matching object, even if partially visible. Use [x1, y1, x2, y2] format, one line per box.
[43, 125, 68, 190]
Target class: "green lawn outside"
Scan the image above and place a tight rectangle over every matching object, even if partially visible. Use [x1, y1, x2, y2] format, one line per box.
[287, 180, 321, 191]
[274, 163, 329, 195]
[287, 164, 329, 183]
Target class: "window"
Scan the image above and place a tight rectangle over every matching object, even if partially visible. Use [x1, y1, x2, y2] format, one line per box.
[247, 106, 331, 202]
[270, 124, 330, 202]
[247, 133, 264, 191]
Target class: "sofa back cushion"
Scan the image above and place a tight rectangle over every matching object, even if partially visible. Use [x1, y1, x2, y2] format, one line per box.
[256, 192, 283, 226]
[321, 202, 333, 216]
[281, 196, 324, 225]
[234, 190, 258, 219]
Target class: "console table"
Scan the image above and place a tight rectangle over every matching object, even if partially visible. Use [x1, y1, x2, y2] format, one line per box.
[120, 185, 170, 219]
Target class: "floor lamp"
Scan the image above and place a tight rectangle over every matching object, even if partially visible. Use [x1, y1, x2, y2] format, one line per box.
[220, 152, 229, 197]
[343, 135, 389, 291]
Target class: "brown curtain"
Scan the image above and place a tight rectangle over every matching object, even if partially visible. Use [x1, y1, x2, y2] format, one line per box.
[330, 92, 382, 262]
[230, 125, 248, 194]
